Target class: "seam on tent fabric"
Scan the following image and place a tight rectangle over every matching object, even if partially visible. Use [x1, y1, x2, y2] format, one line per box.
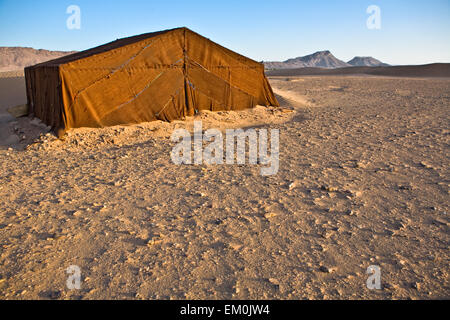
[185, 80, 227, 108]
[191, 87, 227, 108]
[70, 39, 158, 103]
[68, 38, 156, 67]
[187, 56, 256, 99]
[62, 66, 183, 71]
[103, 58, 185, 118]
[155, 85, 184, 118]
[102, 71, 164, 118]
[65, 38, 165, 126]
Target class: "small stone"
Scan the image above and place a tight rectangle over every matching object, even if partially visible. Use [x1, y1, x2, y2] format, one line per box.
[288, 181, 299, 190]
[383, 283, 397, 290]
[433, 218, 448, 226]
[321, 185, 337, 192]
[319, 266, 334, 273]
[264, 212, 278, 219]
[419, 161, 433, 169]
[352, 191, 363, 197]
[230, 243, 243, 251]
[321, 230, 332, 239]
[73, 210, 83, 217]
[147, 238, 163, 246]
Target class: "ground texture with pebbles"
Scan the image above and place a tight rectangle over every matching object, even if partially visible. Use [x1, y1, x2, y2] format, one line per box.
[0, 76, 449, 299]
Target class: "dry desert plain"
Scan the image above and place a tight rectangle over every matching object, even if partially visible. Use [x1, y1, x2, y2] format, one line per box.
[0, 73, 449, 299]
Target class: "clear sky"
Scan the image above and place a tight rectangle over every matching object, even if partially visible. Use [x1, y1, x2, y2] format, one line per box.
[0, 0, 449, 65]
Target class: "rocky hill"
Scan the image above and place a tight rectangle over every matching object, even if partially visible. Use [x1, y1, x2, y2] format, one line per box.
[264, 51, 350, 70]
[0, 47, 76, 72]
[347, 56, 389, 67]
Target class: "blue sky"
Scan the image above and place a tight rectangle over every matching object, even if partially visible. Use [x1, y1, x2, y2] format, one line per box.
[0, 0, 449, 65]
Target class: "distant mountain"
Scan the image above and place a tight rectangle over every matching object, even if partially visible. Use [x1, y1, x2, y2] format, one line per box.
[264, 51, 351, 70]
[347, 56, 389, 67]
[0, 47, 76, 72]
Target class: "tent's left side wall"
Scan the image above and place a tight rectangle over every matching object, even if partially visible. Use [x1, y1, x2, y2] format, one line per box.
[25, 65, 65, 131]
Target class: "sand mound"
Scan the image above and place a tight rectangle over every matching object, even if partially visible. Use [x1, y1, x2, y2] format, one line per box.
[20, 105, 294, 152]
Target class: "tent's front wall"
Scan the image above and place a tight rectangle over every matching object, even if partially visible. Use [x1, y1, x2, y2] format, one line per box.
[28, 28, 278, 132]
[184, 30, 277, 111]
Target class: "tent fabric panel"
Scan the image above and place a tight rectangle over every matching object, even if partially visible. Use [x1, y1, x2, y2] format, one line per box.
[60, 66, 185, 128]
[62, 68, 166, 124]
[154, 86, 187, 121]
[185, 29, 262, 69]
[61, 31, 184, 97]
[24, 67, 36, 117]
[60, 45, 147, 96]
[186, 62, 264, 111]
[186, 64, 229, 109]
[65, 30, 184, 70]
[184, 29, 274, 107]
[25, 65, 63, 129]
[261, 76, 279, 107]
[113, 68, 185, 122]
[187, 85, 232, 112]
[122, 31, 184, 68]
[228, 67, 268, 102]
[64, 39, 150, 70]
[32, 28, 177, 68]
[229, 85, 255, 110]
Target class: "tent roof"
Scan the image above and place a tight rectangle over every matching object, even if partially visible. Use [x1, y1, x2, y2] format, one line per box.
[29, 27, 262, 69]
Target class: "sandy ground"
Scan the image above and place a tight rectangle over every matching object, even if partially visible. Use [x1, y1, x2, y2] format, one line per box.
[0, 74, 449, 299]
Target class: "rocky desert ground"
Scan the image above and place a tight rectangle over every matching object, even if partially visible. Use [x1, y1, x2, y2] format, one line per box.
[0, 73, 449, 299]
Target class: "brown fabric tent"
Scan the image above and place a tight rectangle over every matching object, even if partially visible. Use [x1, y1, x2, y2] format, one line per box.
[25, 27, 279, 135]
